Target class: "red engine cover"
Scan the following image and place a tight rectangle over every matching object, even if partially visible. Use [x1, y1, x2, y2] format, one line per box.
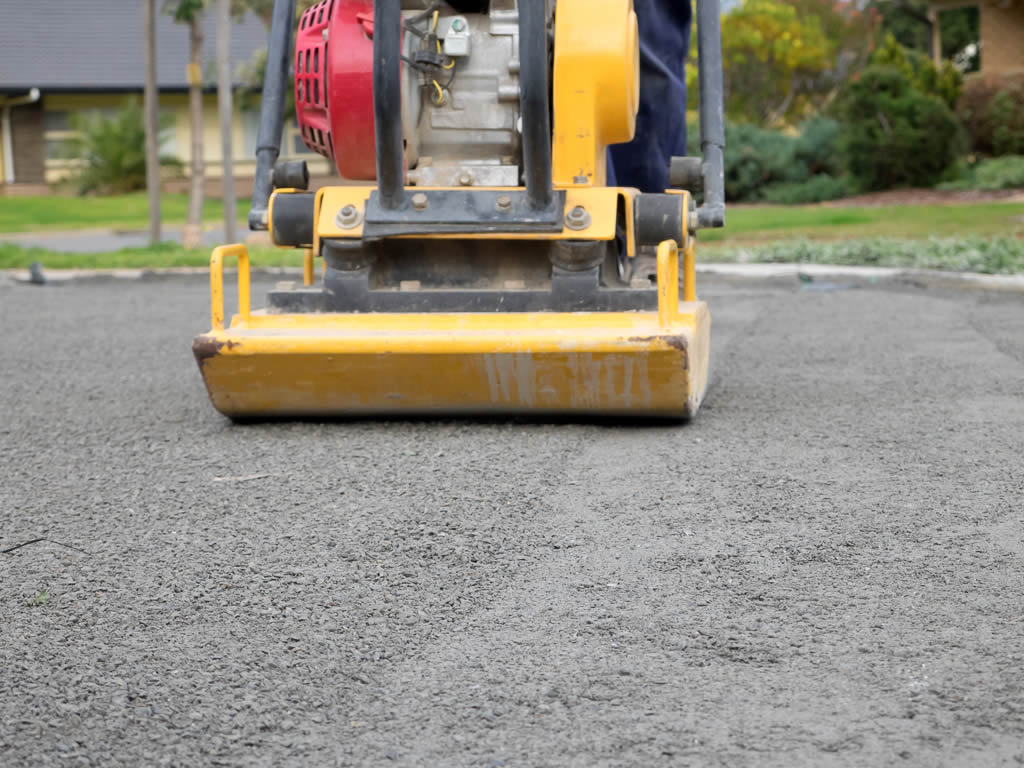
[295, 0, 378, 179]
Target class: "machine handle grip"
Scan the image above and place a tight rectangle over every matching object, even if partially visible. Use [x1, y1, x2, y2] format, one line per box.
[696, 0, 726, 229]
[248, 0, 298, 231]
[210, 244, 251, 331]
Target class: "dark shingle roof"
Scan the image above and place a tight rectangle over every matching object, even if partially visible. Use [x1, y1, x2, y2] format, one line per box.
[0, 0, 270, 92]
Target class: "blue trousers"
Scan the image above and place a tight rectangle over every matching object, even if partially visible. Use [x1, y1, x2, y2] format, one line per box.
[607, 0, 692, 193]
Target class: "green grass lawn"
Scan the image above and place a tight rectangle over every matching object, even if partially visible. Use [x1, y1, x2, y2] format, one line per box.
[0, 194, 251, 233]
[700, 202, 1024, 244]
[0, 242, 304, 270]
[2, 196, 1024, 273]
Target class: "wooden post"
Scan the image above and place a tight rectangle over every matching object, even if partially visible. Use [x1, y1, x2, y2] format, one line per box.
[184, 12, 205, 249]
[144, 0, 161, 246]
[217, 0, 236, 243]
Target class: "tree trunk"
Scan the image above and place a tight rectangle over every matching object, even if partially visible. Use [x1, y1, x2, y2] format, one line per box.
[143, 0, 161, 245]
[217, 0, 236, 243]
[183, 13, 205, 249]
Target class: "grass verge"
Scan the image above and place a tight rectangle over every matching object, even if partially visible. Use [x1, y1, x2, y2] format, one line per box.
[4, 237, 1024, 275]
[704, 237, 1024, 275]
[699, 202, 1024, 244]
[0, 242, 304, 270]
[0, 194, 252, 233]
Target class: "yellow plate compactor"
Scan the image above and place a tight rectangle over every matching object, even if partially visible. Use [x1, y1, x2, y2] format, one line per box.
[193, 0, 726, 419]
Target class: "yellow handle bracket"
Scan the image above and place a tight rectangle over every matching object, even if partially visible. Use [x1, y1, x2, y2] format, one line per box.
[656, 240, 679, 328]
[210, 244, 250, 331]
[656, 238, 698, 328]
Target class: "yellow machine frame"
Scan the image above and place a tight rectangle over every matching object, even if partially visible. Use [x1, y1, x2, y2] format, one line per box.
[193, 0, 712, 420]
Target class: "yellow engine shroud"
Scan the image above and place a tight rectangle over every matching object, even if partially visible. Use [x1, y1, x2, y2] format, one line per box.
[193, 241, 710, 419]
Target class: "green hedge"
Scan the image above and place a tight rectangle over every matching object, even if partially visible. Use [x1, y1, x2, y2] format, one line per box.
[834, 66, 963, 190]
[715, 117, 852, 203]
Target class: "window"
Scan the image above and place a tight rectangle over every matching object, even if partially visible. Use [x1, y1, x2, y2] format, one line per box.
[241, 110, 314, 159]
[43, 111, 77, 162]
[285, 120, 315, 158]
[43, 107, 176, 166]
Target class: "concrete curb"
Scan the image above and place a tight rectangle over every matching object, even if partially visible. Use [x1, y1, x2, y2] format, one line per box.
[4, 262, 1024, 293]
[1, 265, 303, 284]
[696, 262, 1024, 292]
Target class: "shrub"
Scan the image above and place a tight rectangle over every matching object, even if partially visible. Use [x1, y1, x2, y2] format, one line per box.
[834, 66, 962, 190]
[722, 122, 803, 201]
[871, 34, 963, 110]
[957, 73, 1024, 156]
[759, 174, 853, 204]
[974, 155, 1024, 189]
[691, 117, 848, 203]
[793, 116, 843, 177]
[69, 99, 178, 195]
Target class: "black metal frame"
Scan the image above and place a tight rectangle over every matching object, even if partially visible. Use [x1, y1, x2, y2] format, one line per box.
[269, 266, 657, 313]
[250, 0, 726, 234]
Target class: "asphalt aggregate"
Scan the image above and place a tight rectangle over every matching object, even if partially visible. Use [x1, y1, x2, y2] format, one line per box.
[1, 271, 1023, 767]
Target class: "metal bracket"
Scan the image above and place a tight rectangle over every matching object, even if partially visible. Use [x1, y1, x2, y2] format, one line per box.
[362, 189, 567, 239]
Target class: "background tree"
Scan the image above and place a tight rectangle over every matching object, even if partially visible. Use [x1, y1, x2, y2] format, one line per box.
[876, 0, 979, 72]
[719, 0, 834, 126]
[216, 0, 235, 243]
[167, 0, 206, 248]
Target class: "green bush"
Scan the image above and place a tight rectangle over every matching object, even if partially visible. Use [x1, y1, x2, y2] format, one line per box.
[691, 117, 848, 203]
[989, 91, 1024, 156]
[759, 174, 853, 204]
[722, 122, 802, 201]
[835, 66, 962, 190]
[957, 73, 1024, 156]
[793, 117, 843, 177]
[872, 34, 963, 110]
[973, 155, 1024, 189]
[69, 99, 178, 195]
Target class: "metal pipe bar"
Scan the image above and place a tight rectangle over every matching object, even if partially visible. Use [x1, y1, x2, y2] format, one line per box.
[517, 0, 554, 210]
[248, 0, 297, 231]
[696, 0, 725, 228]
[373, 0, 406, 210]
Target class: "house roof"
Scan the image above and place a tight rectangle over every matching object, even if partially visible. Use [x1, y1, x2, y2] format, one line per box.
[0, 0, 270, 92]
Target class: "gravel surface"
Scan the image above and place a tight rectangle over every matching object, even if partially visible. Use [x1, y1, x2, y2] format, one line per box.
[2, 273, 1023, 767]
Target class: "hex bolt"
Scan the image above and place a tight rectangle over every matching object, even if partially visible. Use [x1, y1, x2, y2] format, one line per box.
[411, 192, 429, 211]
[336, 204, 361, 229]
[564, 205, 591, 231]
[496, 194, 512, 211]
[457, 170, 473, 187]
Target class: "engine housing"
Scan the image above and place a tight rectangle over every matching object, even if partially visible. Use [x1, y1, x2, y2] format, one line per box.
[294, 0, 522, 185]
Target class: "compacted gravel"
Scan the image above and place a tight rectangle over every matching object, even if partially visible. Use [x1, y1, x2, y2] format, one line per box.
[1, 271, 1022, 767]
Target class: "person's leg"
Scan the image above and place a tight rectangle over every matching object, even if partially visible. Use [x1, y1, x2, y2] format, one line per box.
[607, 0, 692, 192]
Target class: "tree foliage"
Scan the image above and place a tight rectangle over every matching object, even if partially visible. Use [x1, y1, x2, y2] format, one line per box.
[720, 0, 834, 125]
[717, 0, 880, 126]
[876, 0, 979, 72]
[834, 66, 962, 190]
[167, 0, 205, 22]
[872, 33, 963, 109]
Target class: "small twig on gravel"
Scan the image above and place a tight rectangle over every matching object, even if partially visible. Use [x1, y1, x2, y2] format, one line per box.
[1, 538, 92, 556]
[212, 473, 271, 483]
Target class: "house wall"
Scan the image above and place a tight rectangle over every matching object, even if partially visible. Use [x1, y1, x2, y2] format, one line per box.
[37, 91, 330, 184]
[980, 2, 1024, 75]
